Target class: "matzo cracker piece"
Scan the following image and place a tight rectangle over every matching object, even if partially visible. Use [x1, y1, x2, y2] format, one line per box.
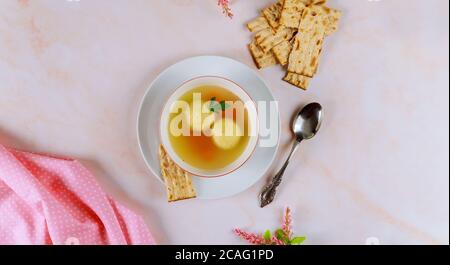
[262, 0, 284, 29]
[254, 27, 275, 45]
[283, 72, 311, 90]
[301, 0, 327, 6]
[272, 39, 293, 66]
[311, 5, 342, 36]
[159, 145, 197, 202]
[287, 7, 326, 77]
[259, 27, 297, 53]
[279, 0, 306, 29]
[247, 16, 271, 33]
[248, 40, 278, 69]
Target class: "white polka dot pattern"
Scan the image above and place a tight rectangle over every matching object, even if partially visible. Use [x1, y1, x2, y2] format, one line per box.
[0, 145, 155, 245]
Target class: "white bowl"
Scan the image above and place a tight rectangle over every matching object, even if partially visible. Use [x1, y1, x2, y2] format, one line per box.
[160, 76, 259, 178]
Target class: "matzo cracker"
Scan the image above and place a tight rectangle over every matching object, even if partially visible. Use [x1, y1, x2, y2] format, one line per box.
[272, 39, 294, 66]
[283, 72, 311, 90]
[287, 7, 326, 77]
[279, 0, 306, 29]
[259, 27, 297, 53]
[248, 40, 278, 69]
[159, 145, 197, 202]
[262, 0, 285, 29]
[311, 5, 342, 36]
[247, 16, 271, 33]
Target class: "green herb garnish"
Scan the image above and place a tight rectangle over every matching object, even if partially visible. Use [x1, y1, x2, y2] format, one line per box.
[209, 97, 231, 113]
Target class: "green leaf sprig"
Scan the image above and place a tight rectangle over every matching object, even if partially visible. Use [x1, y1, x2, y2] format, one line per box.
[209, 97, 231, 113]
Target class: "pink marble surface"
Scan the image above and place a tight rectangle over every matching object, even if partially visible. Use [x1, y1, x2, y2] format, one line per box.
[0, 0, 448, 244]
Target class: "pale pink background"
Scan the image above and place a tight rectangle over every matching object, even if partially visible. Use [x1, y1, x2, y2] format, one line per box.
[0, 0, 448, 244]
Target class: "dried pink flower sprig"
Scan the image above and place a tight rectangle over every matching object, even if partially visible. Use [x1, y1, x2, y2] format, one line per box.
[234, 207, 306, 245]
[233, 229, 266, 245]
[218, 0, 233, 18]
[282, 207, 293, 238]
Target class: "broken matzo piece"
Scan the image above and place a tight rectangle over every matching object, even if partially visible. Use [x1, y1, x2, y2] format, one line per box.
[248, 40, 278, 69]
[283, 72, 311, 90]
[247, 16, 271, 33]
[159, 145, 197, 202]
[279, 0, 307, 29]
[287, 7, 326, 77]
[259, 27, 297, 53]
[262, 0, 285, 29]
[272, 39, 294, 66]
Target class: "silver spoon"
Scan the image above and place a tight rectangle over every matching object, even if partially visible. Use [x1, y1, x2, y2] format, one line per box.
[259, 102, 323, 208]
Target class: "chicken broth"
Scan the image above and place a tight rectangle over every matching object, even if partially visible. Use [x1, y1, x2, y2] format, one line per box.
[168, 85, 250, 171]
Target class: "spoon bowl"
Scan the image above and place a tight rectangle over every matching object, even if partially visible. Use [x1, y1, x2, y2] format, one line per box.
[293, 102, 323, 141]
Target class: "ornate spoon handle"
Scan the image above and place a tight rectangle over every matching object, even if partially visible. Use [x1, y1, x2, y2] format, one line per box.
[259, 140, 301, 208]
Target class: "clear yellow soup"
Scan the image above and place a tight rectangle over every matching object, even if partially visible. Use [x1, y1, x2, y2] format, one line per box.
[168, 85, 250, 171]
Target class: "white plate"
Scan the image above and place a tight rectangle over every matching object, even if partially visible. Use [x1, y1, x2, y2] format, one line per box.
[137, 56, 280, 199]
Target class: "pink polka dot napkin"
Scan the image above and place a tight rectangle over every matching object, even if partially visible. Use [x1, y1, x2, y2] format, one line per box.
[0, 144, 154, 245]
